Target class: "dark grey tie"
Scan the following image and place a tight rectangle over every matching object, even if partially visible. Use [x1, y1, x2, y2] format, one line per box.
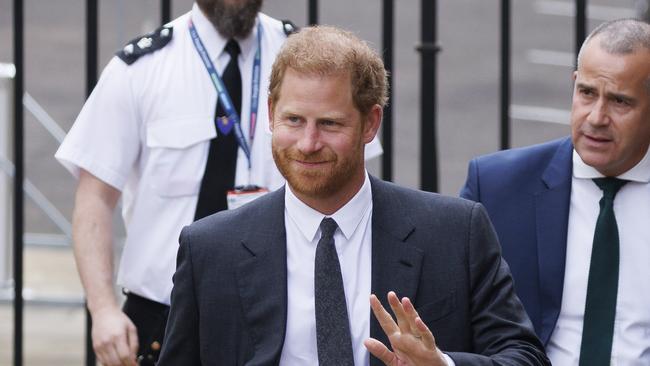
[315, 218, 354, 366]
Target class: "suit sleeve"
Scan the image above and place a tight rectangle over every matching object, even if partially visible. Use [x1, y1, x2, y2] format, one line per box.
[447, 203, 549, 366]
[459, 158, 479, 201]
[158, 227, 202, 366]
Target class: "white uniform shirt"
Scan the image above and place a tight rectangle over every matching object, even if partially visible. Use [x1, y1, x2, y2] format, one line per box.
[546, 149, 650, 365]
[56, 5, 381, 305]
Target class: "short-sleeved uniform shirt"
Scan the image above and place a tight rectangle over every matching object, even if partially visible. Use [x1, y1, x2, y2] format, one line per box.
[56, 5, 382, 305]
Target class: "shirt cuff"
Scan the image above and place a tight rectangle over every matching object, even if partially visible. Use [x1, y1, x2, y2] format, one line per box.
[442, 353, 456, 366]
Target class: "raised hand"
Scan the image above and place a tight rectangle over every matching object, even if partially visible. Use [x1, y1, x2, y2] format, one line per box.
[364, 292, 447, 366]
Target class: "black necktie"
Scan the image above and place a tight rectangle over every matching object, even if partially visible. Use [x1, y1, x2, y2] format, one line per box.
[194, 40, 242, 220]
[579, 177, 628, 366]
[315, 218, 354, 366]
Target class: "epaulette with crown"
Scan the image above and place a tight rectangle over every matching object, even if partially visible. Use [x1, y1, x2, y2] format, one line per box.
[116, 25, 174, 65]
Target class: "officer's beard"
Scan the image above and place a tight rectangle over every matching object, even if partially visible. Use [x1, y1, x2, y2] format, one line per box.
[197, 0, 263, 39]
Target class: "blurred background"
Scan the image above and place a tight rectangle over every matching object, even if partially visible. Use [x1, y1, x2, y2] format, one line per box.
[0, 0, 648, 364]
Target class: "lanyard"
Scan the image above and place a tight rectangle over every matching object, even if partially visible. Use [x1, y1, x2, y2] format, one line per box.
[189, 19, 262, 169]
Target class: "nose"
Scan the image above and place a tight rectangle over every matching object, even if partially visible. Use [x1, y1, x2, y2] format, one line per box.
[296, 122, 323, 154]
[586, 97, 610, 127]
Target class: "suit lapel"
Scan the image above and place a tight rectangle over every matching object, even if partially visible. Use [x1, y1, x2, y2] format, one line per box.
[368, 177, 422, 364]
[236, 188, 288, 365]
[534, 137, 573, 345]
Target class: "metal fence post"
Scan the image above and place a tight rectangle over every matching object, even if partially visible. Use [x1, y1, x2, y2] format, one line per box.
[12, 0, 25, 365]
[500, 0, 511, 150]
[419, 0, 439, 192]
[575, 0, 587, 63]
[381, 0, 394, 182]
[161, 0, 171, 25]
[308, 0, 318, 25]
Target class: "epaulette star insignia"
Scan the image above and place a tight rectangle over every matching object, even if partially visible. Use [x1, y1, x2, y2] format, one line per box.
[116, 25, 174, 65]
[281, 20, 299, 36]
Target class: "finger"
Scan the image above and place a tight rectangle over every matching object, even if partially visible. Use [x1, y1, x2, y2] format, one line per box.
[104, 343, 122, 366]
[370, 294, 400, 335]
[415, 316, 437, 350]
[127, 323, 139, 363]
[401, 297, 421, 338]
[94, 347, 110, 366]
[114, 333, 135, 366]
[387, 291, 411, 334]
[94, 338, 118, 366]
[364, 338, 397, 366]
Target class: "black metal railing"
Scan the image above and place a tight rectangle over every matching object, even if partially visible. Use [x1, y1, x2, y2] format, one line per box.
[500, 0, 511, 150]
[162, 0, 171, 25]
[419, 0, 439, 192]
[576, 0, 587, 62]
[382, 0, 394, 182]
[9, 0, 594, 364]
[309, 0, 318, 26]
[13, 0, 24, 365]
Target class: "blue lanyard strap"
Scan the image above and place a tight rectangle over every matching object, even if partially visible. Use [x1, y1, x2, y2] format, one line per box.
[189, 19, 262, 169]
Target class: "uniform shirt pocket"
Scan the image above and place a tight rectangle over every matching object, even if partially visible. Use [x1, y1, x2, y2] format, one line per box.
[146, 117, 215, 197]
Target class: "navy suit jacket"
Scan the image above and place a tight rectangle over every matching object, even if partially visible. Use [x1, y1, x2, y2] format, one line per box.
[159, 176, 548, 365]
[460, 137, 573, 345]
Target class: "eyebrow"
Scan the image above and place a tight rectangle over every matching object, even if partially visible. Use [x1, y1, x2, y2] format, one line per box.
[279, 108, 350, 122]
[575, 82, 594, 91]
[607, 91, 636, 104]
[316, 115, 348, 123]
[575, 82, 636, 103]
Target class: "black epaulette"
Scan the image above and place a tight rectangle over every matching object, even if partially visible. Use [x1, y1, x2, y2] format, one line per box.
[281, 20, 299, 36]
[116, 25, 174, 65]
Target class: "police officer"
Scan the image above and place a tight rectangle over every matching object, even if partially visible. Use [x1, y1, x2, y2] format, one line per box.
[57, 0, 381, 364]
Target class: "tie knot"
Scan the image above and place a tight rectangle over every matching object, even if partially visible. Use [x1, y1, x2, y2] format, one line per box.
[320, 218, 338, 239]
[593, 177, 628, 199]
[225, 40, 240, 59]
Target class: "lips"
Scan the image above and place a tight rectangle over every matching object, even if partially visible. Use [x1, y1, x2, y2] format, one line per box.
[583, 132, 612, 143]
[293, 159, 334, 171]
[287, 151, 334, 167]
[580, 131, 614, 150]
[295, 160, 327, 166]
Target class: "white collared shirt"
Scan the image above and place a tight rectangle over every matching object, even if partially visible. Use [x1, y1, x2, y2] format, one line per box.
[547, 148, 650, 365]
[280, 172, 374, 366]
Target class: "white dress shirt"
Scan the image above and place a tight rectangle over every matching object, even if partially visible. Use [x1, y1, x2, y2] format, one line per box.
[280, 173, 374, 366]
[546, 148, 650, 365]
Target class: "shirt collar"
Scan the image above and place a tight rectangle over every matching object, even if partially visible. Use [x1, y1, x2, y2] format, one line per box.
[573, 147, 650, 183]
[190, 3, 259, 63]
[285, 172, 373, 242]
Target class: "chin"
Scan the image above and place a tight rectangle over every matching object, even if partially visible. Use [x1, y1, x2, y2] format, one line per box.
[580, 153, 618, 175]
[287, 174, 330, 195]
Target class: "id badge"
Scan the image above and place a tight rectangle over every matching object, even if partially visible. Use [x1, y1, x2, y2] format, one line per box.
[227, 185, 269, 210]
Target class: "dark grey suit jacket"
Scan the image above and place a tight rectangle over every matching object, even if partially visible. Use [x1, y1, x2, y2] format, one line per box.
[158, 176, 549, 365]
